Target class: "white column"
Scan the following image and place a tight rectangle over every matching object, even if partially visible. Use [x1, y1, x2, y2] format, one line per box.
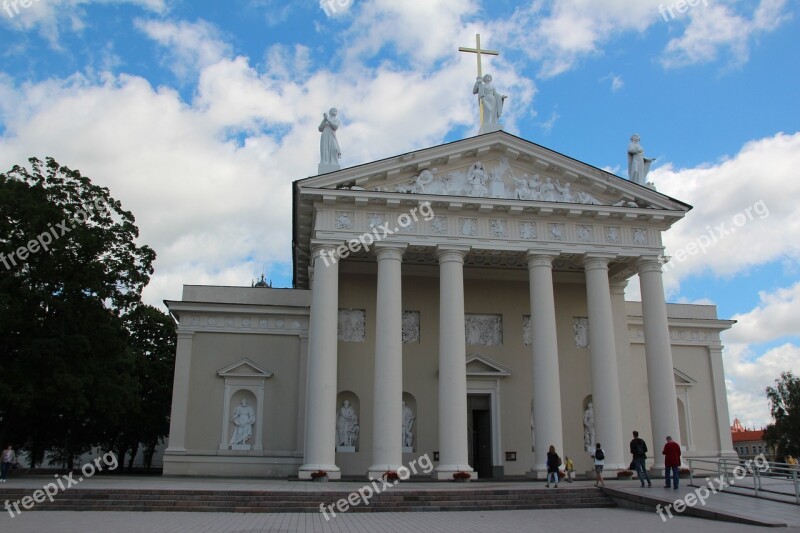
[528, 252, 564, 475]
[299, 244, 341, 479]
[637, 256, 680, 470]
[584, 255, 625, 469]
[433, 246, 474, 480]
[165, 330, 194, 454]
[368, 244, 406, 479]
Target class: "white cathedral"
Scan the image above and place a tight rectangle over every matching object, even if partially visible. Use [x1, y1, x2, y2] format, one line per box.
[163, 125, 738, 480]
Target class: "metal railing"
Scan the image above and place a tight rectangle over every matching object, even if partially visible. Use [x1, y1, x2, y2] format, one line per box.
[686, 457, 799, 504]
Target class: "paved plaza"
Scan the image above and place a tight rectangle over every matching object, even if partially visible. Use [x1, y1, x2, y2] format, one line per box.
[2, 508, 797, 533]
[1, 476, 797, 532]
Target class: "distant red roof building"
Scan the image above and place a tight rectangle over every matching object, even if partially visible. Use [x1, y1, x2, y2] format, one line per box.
[730, 418, 775, 460]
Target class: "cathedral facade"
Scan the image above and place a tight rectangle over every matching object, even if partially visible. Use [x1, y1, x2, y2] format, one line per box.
[163, 131, 736, 479]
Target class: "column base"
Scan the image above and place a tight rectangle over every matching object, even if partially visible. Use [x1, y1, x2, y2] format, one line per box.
[298, 464, 341, 480]
[432, 465, 476, 481]
[525, 468, 547, 479]
[164, 447, 187, 454]
[367, 464, 405, 481]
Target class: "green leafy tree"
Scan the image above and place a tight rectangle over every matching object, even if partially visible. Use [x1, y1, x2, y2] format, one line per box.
[764, 371, 800, 459]
[0, 157, 157, 462]
[112, 304, 176, 470]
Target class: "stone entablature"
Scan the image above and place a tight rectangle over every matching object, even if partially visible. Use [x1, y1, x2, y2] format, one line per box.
[178, 313, 309, 335]
[316, 206, 663, 251]
[167, 286, 310, 336]
[626, 302, 734, 346]
[629, 326, 719, 344]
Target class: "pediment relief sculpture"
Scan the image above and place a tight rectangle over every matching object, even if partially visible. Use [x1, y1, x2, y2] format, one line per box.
[355, 158, 649, 207]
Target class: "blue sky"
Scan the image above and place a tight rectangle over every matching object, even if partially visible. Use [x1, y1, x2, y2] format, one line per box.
[1, 0, 798, 428]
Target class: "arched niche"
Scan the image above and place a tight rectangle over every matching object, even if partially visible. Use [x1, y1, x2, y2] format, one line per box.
[217, 358, 273, 452]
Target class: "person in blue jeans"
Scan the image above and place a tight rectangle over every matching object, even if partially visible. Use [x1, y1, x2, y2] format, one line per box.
[629, 431, 652, 487]
[545, 445, 561, 488]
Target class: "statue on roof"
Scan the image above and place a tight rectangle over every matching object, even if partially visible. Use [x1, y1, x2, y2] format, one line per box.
[318, 108, 341, 174]
[459, 34, 506, 135]
[627, 133, 656, 186]
[473, 74, 506, 134]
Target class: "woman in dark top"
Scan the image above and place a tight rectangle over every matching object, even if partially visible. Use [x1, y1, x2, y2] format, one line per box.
[546, 444, 561, 488]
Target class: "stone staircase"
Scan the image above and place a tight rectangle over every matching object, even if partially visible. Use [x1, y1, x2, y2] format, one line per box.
[0, 486, 615, 513]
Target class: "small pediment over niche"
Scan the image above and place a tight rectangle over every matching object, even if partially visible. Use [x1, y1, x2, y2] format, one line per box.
[674, 368, 696, 386]
[466, 353, 511, 378]
[217, 358, 274, 378]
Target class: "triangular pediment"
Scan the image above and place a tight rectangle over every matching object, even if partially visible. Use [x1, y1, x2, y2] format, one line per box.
[674, 368, 696, 386]
[217, 358, 274, 378]
[466, 353, 511, 377]
[297, 131, 690, 212]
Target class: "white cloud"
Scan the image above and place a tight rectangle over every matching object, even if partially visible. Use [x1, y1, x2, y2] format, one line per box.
[344, 0, 480, 69]
[623, 131, 800, 302]
[722, 283, 800, 425]
[135, 19, 232, 80]
[0, 0, 166, 46]
[660, 0, 791, 69]
[650, 132, 800, 289]
[494, 0, 791, 77]
[727, 282, 800, 344]
[599, 73, 624, 92]
[539, 110, 560, 134]
[723, 341, 799, 428]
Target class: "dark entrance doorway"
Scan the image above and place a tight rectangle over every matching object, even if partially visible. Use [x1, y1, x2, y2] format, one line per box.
[467, 394, 493, 479]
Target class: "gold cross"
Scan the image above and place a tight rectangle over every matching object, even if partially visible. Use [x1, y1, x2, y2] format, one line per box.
[459, 34, 499, 125]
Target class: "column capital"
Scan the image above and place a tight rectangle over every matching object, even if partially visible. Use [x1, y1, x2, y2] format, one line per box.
[582, 253, 616, 271]
[436, 245, 470, 263]
[176, 330, 195, 340]
[310, 239, 342, 257]
[526, 250, 559, 269]
[374, 242, 407, 261]
[635, 255, 665, 274]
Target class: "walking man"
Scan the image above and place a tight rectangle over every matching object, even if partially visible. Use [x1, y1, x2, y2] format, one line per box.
[662, 435, 681, 490]
[629, 431, 652, 487]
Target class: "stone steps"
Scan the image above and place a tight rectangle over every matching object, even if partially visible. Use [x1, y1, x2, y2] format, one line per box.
[0, 487, 615, 513]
